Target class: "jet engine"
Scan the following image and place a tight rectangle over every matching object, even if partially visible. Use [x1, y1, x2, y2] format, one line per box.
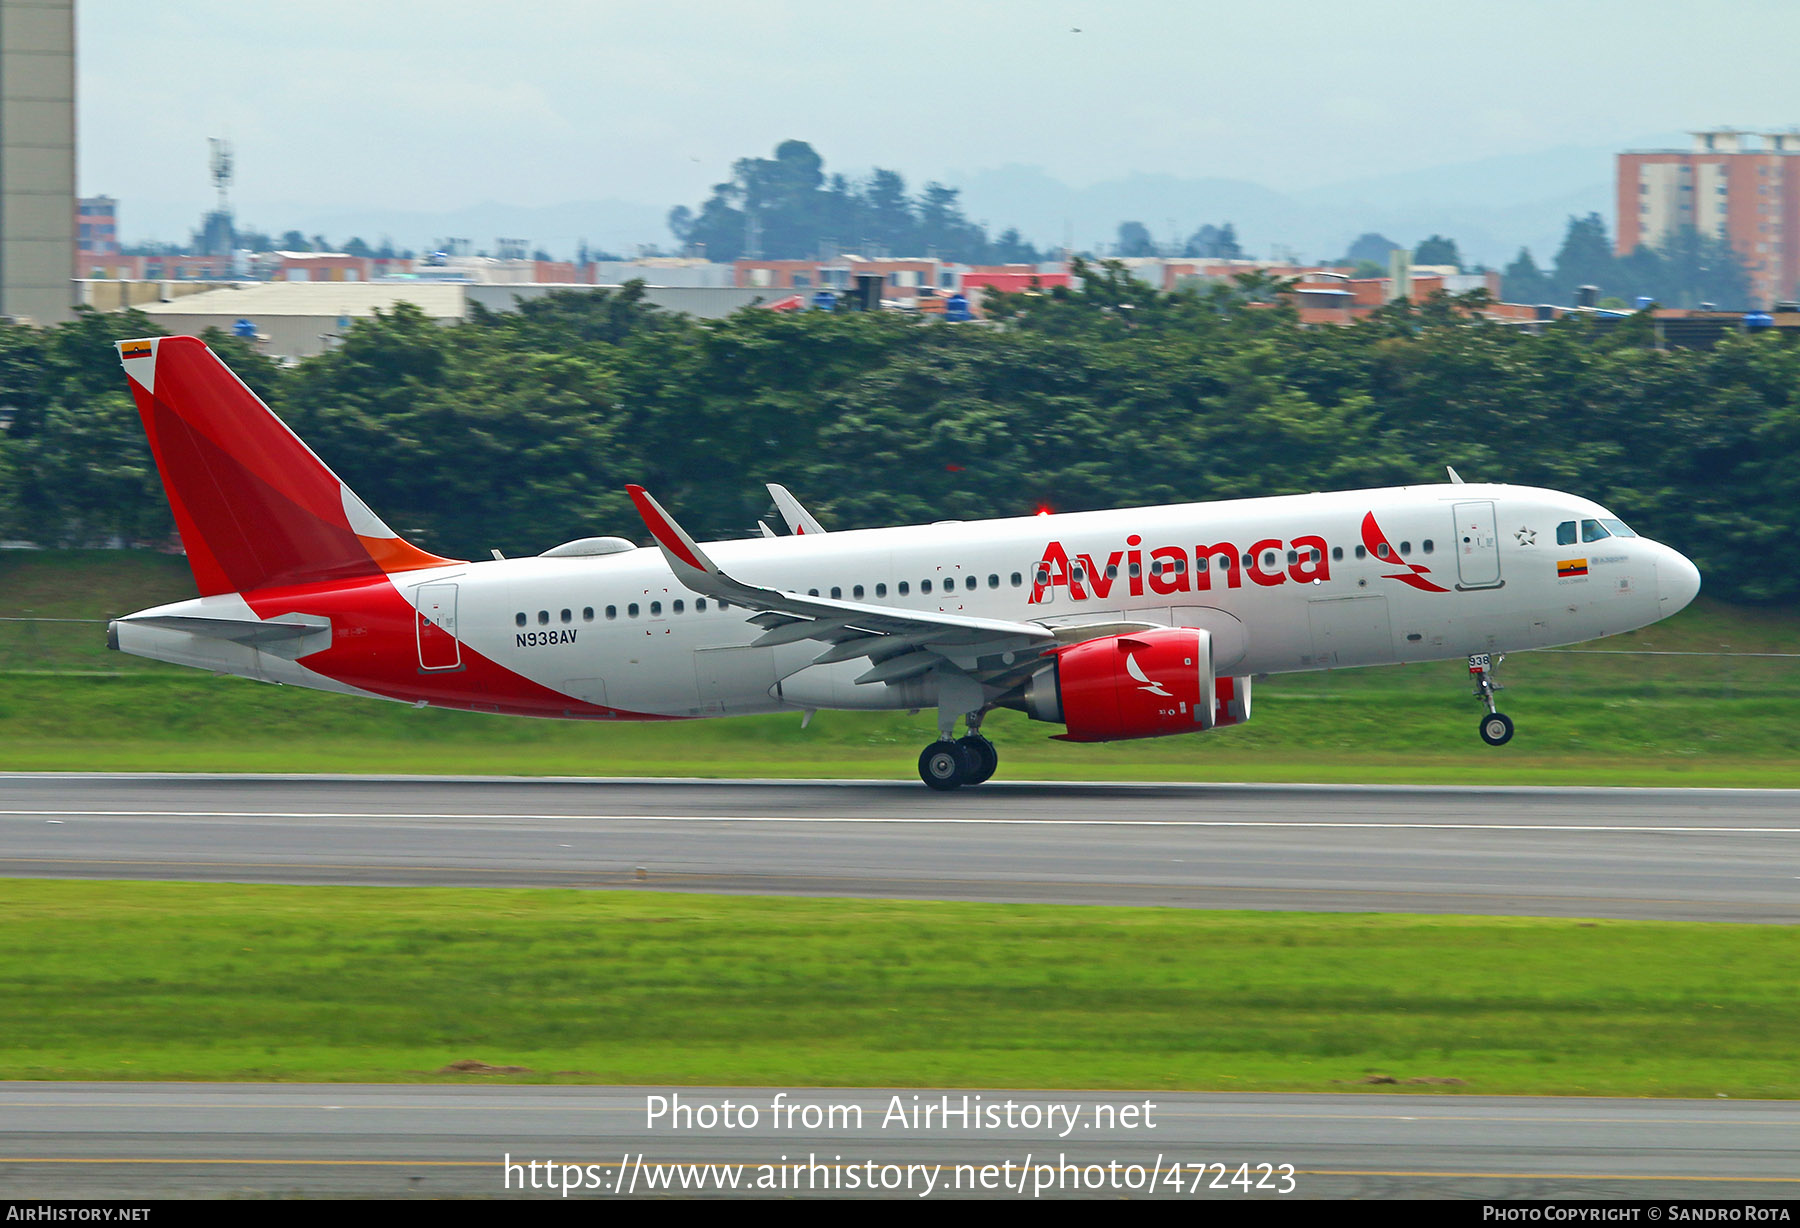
[1016, 626, 1252, 742]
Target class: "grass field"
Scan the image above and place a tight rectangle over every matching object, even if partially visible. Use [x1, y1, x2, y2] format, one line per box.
[2, 549, 1796, 783]
[3, 880, 1796, 1096]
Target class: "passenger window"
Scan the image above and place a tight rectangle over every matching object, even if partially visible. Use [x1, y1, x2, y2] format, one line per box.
[831, 587, 842, 599]
[989, 574, 1000, 588]
[561, 609, 572, 623]
[1241, 554, 1253, 569]
[515, 613, 526, 627]
[650, 601, 662, 615]
[1196, 557, 1208, 572]
[628, 603, 639, 617]
[1128, 562, 1141, 578]
[582, 607, 594, 621]
[808, 589, 819, 597]
[1332, 547, 1343, 561]
[538, 610, 549, 625]
[899, 581, 910, 595]
[922, 579, 932, 593]
[1072, 565, 1085, 582]
[965, 575, 976, 591]
[1557, 520, 1577, 546]
[1010, 573, 1022, 587]
[1262, 551, 1276, 568]
[673, 600, 684, 614]
[876, 583, 887, 597]
[1422, 540, 1433, 554]
[1581, 518, 1611, 543]
[853, 585, 864, 599]
[1400, 541, 1411, 556]
[696, 598, 707, 612]
[1287, 550, 1298, 565]
[1103, 565, 1116, 580]
[1376, 544, 1390, 559]
[606, 605, 617, 620]
[1355, 545, 1367, 559]
[1150, 560, 1163, 577]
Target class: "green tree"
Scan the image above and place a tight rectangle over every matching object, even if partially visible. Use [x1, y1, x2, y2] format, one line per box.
[1343, 233, 1400, 265]
[1183, 223, 1243, 259]
[1551, 213, 1616, 302]
[1412, 234, 1463, 269]
[1114, 221, 1157, 257]
[1502, 248, 1552, 303]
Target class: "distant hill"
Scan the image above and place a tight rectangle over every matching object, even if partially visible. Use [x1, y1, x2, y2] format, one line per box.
[113, 134, 1684, 265]
[949, 140, 1664, 266]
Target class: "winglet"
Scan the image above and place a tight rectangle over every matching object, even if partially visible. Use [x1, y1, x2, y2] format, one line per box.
[767, 482, 827, 535]
[626, 484, 718, 582]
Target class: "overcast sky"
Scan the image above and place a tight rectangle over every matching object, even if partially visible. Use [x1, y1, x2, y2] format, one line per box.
[78, 0, 1800, 242]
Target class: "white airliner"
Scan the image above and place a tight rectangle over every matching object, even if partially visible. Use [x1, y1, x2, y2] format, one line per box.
[109, 336, 1701, 789]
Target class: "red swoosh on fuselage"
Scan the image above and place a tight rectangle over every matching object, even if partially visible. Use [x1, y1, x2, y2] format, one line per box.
[1360, 511, 1450, 593]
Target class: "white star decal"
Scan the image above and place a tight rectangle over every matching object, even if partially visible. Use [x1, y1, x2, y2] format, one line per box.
[1514, 526, 1537, 546]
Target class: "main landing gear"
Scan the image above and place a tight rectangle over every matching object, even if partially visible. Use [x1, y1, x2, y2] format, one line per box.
[1468, 652, 1514, 746]
[918, 713, 999, 791]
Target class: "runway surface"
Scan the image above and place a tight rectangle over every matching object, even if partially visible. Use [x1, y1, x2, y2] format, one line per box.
[3, 1082, 1797, 1200]
[2, 774, 1797, 920]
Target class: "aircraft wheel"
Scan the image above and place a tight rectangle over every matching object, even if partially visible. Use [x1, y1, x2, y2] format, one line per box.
[957, 735, 998, 786]
[919, 741, 966, 791]
[1478, 712, 1515, 747]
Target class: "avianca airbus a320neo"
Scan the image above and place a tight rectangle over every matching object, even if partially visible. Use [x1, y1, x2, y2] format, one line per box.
[109, 336, 1701, 789]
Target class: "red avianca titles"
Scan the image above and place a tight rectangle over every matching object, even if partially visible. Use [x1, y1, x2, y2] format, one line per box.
[111, 337, 1701, 789]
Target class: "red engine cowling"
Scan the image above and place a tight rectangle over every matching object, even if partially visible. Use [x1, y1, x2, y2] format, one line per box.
[1020, 627, 1252, 742]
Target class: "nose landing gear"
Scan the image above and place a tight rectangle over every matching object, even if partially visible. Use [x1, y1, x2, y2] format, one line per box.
[1469, 653, 1514, 746]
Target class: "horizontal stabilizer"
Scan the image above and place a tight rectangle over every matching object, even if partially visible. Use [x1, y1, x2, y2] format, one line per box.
[117, 613, 328, 646]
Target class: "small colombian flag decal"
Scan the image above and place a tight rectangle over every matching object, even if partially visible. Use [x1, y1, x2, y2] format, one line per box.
[120, 341, 152, 359]
[1558, 558, 1589, 578]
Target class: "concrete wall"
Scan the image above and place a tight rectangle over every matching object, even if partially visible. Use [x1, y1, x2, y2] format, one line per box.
[0, 0, 75, 325]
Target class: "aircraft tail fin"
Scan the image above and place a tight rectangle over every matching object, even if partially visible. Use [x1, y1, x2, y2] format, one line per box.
[117, 336, 459, 596]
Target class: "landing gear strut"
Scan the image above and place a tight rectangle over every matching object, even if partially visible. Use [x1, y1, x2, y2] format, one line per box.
[1468, 652, 1514, 746]
[918, 705, 999, 790]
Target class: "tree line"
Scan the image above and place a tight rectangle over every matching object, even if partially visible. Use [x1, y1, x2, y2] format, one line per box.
[1503, 212, 1755, 310]
[667, 140, 1044, 265]
[1, 272, 1796, 604]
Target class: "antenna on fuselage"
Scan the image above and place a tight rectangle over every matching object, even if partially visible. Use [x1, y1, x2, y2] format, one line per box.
[1446, 465, 1466, 484]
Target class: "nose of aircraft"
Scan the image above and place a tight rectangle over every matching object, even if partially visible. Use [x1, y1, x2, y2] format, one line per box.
[1657, 547, 1702, 616]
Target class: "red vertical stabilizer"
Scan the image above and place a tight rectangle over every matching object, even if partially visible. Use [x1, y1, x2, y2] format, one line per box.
[117, 336, 459, 596]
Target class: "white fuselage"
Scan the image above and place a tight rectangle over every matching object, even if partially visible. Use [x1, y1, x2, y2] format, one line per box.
[115, 482, 1700, 720]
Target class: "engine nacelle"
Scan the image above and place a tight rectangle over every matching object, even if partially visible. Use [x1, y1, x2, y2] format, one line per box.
[1019, 626, 1253, 742]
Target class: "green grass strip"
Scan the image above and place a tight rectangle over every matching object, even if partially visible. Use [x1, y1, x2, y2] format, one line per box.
[2, 879, 1795, 1097]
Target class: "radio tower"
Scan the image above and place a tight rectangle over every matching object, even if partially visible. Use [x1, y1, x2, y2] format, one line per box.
[210, 138, 233, 213]
[197, 138, 236, 256]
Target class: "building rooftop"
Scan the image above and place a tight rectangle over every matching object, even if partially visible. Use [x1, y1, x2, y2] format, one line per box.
[135, 281, 469, 319]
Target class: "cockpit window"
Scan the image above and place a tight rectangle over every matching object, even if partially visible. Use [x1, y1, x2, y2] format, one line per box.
[1580, 518, 1611, 543]
[1557, 520, 1577, 546]
[1599, 518, 1637, 538]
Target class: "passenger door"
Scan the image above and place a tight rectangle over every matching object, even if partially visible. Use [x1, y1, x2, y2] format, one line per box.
[1452, 501, 1503, 589]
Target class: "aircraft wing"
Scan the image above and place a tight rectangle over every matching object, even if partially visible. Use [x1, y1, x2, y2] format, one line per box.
[627, 485, 1056, 683]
